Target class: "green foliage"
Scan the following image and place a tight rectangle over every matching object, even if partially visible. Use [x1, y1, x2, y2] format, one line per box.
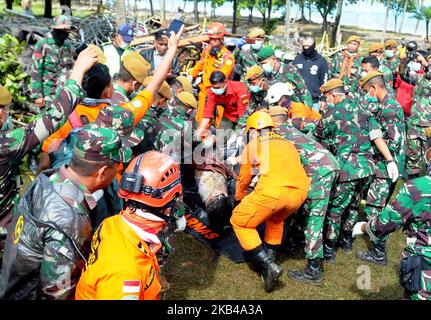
[0, 34, 29, 108]
[262, 17, 279, 34]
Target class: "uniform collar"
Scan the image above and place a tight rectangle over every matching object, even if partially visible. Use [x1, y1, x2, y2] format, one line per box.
[114, 82, 129, 99]
[58, 165, 98, 210]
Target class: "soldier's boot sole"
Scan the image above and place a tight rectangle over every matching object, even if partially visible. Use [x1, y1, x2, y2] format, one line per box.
[287, 269, 323, 286]
[356, 251, 388, 266]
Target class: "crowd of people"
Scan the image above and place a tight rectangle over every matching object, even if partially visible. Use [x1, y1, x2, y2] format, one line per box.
[0, 13, 430, 300]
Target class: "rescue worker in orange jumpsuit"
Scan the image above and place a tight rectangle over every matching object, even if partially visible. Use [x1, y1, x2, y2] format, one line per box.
[230, 111, 310, 292]
[75, 151, 185, 300]
[188, 22, 235, 123]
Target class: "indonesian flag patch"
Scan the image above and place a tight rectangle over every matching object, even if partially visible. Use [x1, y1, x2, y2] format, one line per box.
[123, 280, 141, 294]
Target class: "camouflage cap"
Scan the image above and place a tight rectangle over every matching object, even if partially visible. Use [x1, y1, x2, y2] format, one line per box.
[176, 91, 197, 109]
[143, 77, 172, 100]
[0, 85, 12, 105]
[174, 76, 193, 94]
[360, 71, 384, 88]
[52, 15, 75, 31]
[267, 106, 287, 117]
[384, 39, 398, 48]
[123, 52, 151, 84]
[89, 105, 144, 147]
[73, 127, 132, 163]
[247, 28, 265, 39]
[346, 35, 360, 44]
[368, 42, 384, 54]
[320, 79, 344, 94]
[257, 45, 275, 62]
[88, 44, 107, 64]
[245, 65, 264, 81]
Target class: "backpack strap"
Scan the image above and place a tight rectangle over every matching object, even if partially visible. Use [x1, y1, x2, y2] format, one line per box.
[68, 111, 83, 129]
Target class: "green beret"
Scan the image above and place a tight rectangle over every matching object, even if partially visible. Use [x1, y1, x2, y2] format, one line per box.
[257, 46, 275, 62]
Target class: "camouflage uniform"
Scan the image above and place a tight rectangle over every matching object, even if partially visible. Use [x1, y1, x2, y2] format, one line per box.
[381, 56, 400, 79]
[29, 33, 74, 103]
[234, 45, 260, 79]
[265, 62, 313, 107]
[406, 76, 431, 178]
[0, 127, 131, 300]
[328, 51, 362, 92]
[237, 90, 268, 129]
[364, 95, 406, 220]
[111, 82, 130, 105]
[365, 175, 431, 300]
[0, 80, 84, 228]
[276, 123, 340, 259]
[315, 98, 378, 241]
[134, 106, 162, 154]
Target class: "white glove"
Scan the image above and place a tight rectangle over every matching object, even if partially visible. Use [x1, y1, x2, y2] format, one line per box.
[174, 216, 187, 233]
[352, 222, 367, 238]
[187, 74, 194, 82]
[386, 161, 399, 183]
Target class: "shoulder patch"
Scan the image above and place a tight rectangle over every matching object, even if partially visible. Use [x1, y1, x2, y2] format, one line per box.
[225, 58, 233, 66]
[123, 280, 141, 294]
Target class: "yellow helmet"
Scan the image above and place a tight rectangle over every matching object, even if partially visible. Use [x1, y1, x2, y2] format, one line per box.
[246, 111, 274, 132]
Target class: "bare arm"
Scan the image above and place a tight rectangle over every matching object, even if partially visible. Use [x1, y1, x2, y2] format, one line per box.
[373, 137, 393, 162]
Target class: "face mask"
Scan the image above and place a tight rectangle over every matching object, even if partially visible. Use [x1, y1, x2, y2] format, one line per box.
[347, 50, 357, 56]
[385, 49, 395, 58]
[52, 29, 70, 46]
[249, 79, 263, 93]
[251, 41, 263, 51]
[408, 61, 421, 72]
[0, 116, 12, 131]
[326, 102, 335, 109]
[211, 85, 226, 95]
[302, 43, 316, 57]
[365, 88, 378, 103]
[119, 41, 129, 49]
[262, 61, 274, 74]
[360, 71, 368, 79]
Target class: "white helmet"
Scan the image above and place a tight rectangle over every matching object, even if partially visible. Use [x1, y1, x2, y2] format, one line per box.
[267, 82, 295, 104]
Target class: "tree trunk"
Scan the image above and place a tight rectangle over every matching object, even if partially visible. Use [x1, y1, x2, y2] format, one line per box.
[321, 9, 329, 32]
[60, 0, 72, 15]
[5, 0, 13, 10]
[268, 0, 273, 21]
[149, 0, 154, 15]
[44, 0, 53, 18]
[116, 0, 127, 27]
[204, 0, 207, 19]
[330, 0, 343, 47]
[194, 0, 199, 23]
[427, 20, 429, 42]
[398, 0, 409, 33]
[249, 6, 253, 24]
[300, 0, 305, 20]
[262, 12, 267, 26]
[382, 0, 391, 42]
[160, 0, 166, 23]
[285, 0, 291, 43]
[394, 13, 398, 32]
[308, 2, 311, 22]
[415, 19, 420, 34]
[233, 0, 238, 33]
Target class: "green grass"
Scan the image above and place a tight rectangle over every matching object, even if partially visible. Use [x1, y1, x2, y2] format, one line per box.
[0, 0, 95, 18]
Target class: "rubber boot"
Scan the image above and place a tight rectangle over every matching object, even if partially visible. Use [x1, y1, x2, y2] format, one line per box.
[339, 230, 353, 253]
[264, 243, 279, 263]
[288, 258, 323, 285]
[324, 240, 336, 264]
[246, 245, 284, 292]
[356, 241, 388, 266]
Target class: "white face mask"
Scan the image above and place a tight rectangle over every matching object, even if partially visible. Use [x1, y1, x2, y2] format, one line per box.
[408, 61, 422, 72]
[119, 41, 128, 49]
[251, 40, 263, 50]
[360, 71, 368, 79]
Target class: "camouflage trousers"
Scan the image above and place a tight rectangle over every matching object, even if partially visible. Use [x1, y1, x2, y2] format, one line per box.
[325, 176, 373, 241]
[363, 176, 393, 221]
[402, 252, 431, 301]
[303, 171, 338, 259]
[406, 124, 428, 177]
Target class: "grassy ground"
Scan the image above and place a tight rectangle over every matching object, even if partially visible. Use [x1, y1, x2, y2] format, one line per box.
[0, 0, 95, 18]
[162, 181, 407, 300]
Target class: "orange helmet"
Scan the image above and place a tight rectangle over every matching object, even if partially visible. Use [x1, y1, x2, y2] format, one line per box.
[118, 151, 182, 208]
[207, 22, 226, 39]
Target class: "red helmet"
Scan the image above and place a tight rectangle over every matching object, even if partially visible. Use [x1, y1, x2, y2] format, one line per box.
[207, 22, 226, 39]
[118, 151, 182, 208]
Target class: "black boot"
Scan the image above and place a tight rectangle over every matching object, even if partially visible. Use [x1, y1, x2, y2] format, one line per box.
[356, 241, 387, 266]
[339, 230, 353, 253]
[246, 245, 284, 292]
[264, 243, 279, 263]
[324, 240, 336, 264]
[288, 258, 323, 285]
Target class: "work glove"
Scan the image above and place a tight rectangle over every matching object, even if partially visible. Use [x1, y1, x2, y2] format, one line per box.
[236, 37, 246, 50]
[386, 160, 399, 183]
[352, 222, 367, 238]
[174, 216, 187, 233]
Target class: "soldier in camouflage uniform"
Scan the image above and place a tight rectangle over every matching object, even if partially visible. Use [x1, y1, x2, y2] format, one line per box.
[315, 79, 396, 263]
[405, 70, 431, 179]
[233, 28, 265, 80]
[0, 127, 131, 300]
[381, 39, 400, 81]
[256, 45, 313, 107]
[0, 48, 99, 254]
[30, 15, 75, 108]
[366, 43, 394, 91]
[328, 36, 362, 93]
[267, 106, 340, 285]
[355, 71, 406, 265]
[237, 65, 269, 129]
[353, 146, 431, 300]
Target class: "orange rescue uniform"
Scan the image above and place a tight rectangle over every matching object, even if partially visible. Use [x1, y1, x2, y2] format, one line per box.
[289, 101, 321, 120]
[231, 132, 310, 251]
[75, 214, 161, 300]
[188, 45, 235, 123]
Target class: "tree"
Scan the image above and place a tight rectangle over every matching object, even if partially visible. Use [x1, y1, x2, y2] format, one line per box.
[60, 0, 72, 15]
[382, 0, 391, 42]
[285, 0, 291, 42]
[314, 0, 338, 32]
[5, 0, 13, 10]
[396, 0, 416, 33]
[414, 0, 425, 34]
[194, 0, 199, 23]
[149, 0, 154, 15]
[44, 0, 53, 18]
[415, 5, 431, 42]
[160, 0, 166, 22]
[232, 0, 239, 33]
[116, 0, 127, 27]
[330, 0, 343, 47]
